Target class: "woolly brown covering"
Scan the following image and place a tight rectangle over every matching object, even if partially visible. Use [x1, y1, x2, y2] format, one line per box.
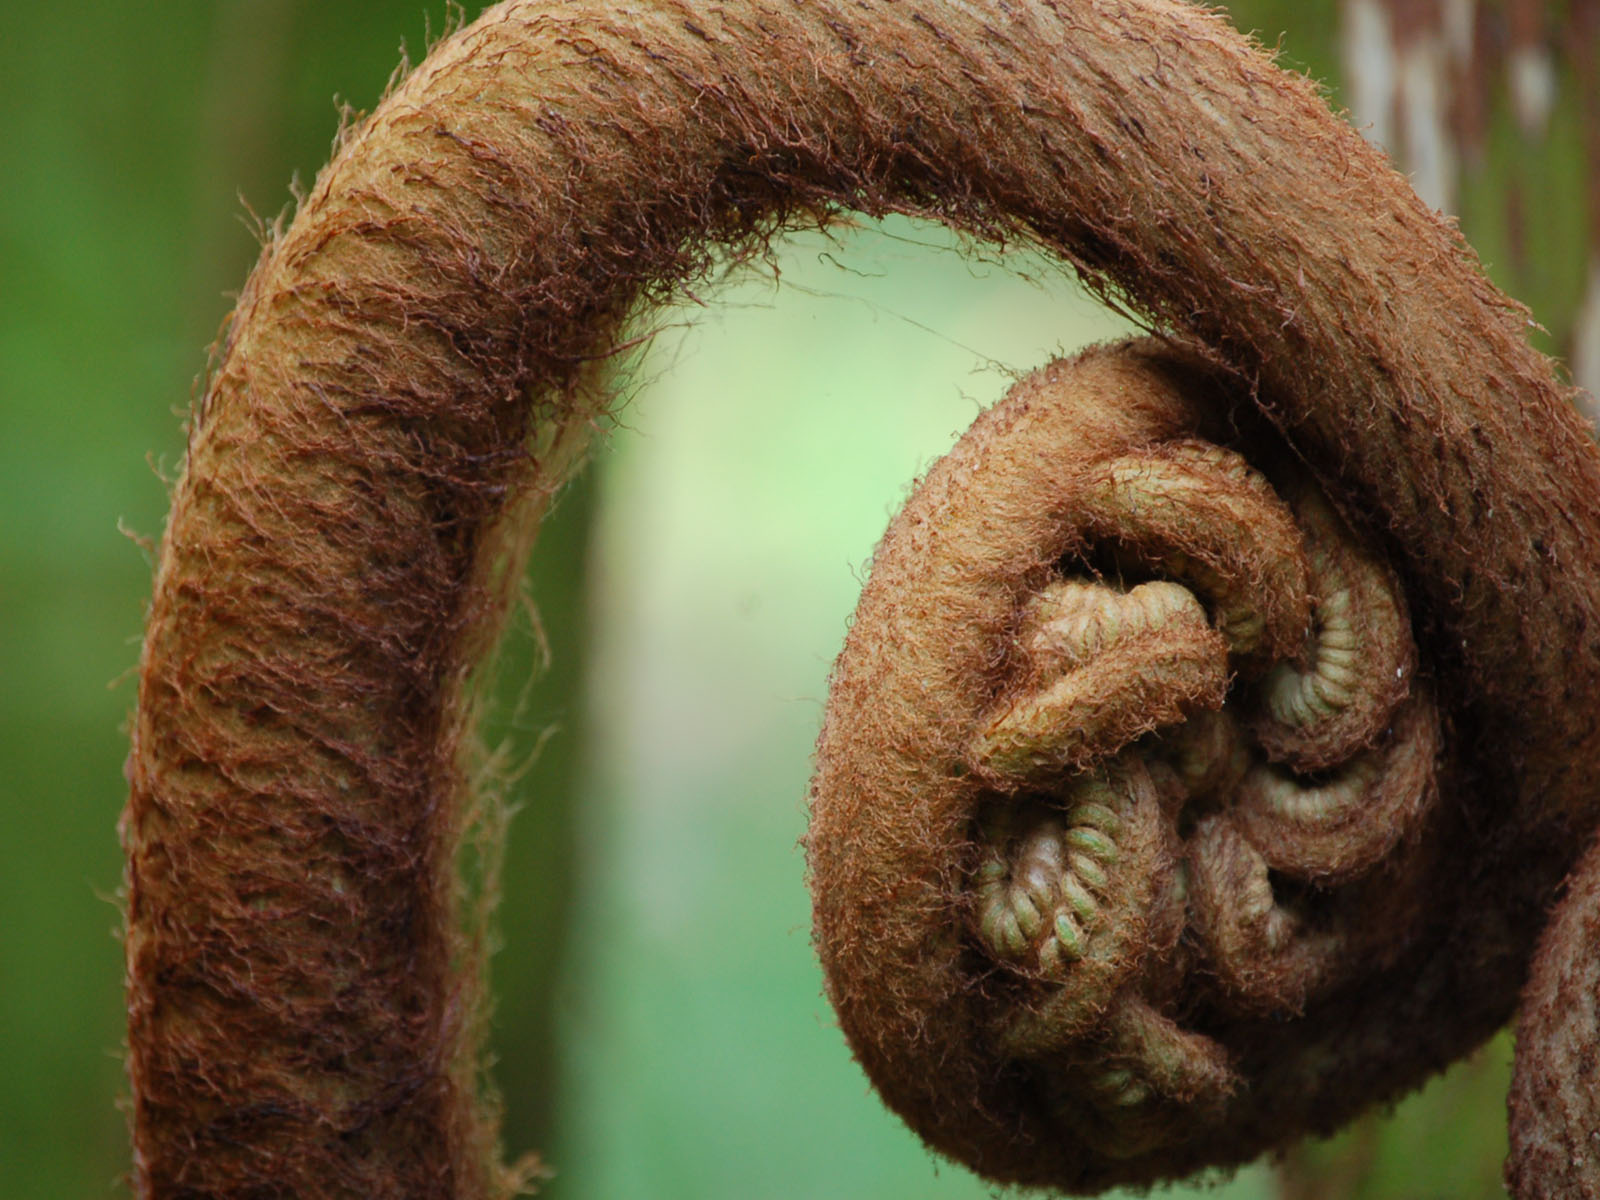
[124, 0, 1600, 1195]
[1510, 828, 1600, 1198]
[811, 341, 1459, 1185]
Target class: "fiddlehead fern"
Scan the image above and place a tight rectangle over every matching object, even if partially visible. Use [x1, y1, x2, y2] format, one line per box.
[811, 339, 1456, 1185]
[129, 0, 1600, 1195]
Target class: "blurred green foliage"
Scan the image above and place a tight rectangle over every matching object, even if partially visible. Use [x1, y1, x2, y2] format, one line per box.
[0, 2, 1556, 1196]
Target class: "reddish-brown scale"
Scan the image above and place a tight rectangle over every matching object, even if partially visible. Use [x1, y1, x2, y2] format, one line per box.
[129, 1, 1600, 1195]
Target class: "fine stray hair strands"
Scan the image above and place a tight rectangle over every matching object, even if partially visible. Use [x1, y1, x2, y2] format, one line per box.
[124, 1, 1600, 1196]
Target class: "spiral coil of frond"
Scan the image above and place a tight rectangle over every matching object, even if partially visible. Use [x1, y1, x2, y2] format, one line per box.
[810, 341, 1456, 1187]
[126, 1, 1600, 1195]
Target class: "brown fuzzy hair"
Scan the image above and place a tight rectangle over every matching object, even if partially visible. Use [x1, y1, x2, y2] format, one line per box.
[812, 338, 1454, 1188]
[124, 1, 1600, 1196]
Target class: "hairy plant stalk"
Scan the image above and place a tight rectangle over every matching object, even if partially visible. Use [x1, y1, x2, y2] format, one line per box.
[1510, 829, 1600, 1198]
[127, 0, 1600, 1195]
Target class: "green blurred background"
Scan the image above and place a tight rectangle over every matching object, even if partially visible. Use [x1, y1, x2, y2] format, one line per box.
[6, 1, 1587, 1195]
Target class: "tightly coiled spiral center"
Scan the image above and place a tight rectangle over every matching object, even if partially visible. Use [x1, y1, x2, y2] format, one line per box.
[809, 339, 1448, 1189]
[963, 382, 1439, 1159]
